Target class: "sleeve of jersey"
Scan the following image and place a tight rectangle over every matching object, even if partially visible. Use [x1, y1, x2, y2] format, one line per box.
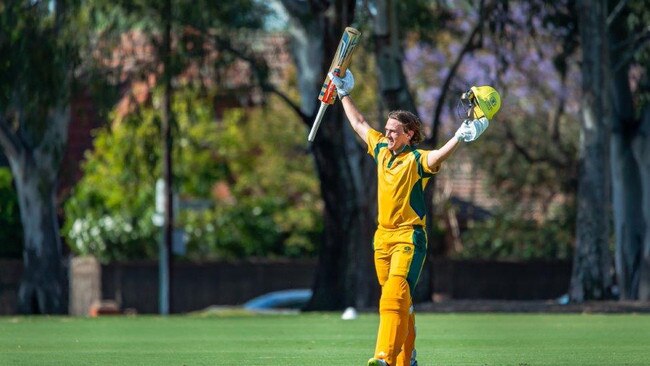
[420, 150, 441, 176]
[366, 129, 383, 159]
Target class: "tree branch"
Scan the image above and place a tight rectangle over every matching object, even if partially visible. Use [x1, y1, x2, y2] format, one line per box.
[550, 80, 575, 166]
[0, 116, 22, 158]
[606, 0, 630, 28]
[551, 94, 564, 141]
[502, 121, 540, 164]
[266, 88, 311, 125]
[611, 26, 650, 52]
[612, 30, 650, 72]
[213, 35, 309, 124]
[278, 0, 329, 24]
[423, 6, 483, 147]
[278, 0, 311, 17]
[503, 120, 568, 169]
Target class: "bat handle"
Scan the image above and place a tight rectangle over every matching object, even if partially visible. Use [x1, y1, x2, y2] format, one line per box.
[308, 102, 329, 142]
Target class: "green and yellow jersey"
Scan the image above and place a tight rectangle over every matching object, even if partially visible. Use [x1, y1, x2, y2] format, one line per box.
[366, 129, 440, 229]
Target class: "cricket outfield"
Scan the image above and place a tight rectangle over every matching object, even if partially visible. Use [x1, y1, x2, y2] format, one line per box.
[1, 312, 649, 365]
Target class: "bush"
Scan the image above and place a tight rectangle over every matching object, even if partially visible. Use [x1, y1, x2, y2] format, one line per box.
[63, 88, 322, 261]
[457, 209, 574, 261]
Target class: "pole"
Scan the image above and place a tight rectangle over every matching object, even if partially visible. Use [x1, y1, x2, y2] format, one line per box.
[160, 0, 173, 315]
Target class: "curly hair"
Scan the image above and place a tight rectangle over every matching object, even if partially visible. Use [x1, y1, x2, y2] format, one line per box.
[387, 110, 424, 145]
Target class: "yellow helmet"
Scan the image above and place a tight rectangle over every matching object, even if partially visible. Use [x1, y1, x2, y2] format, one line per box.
[469, 86, 501, 120]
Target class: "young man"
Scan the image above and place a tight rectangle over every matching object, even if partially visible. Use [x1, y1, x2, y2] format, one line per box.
[328, 70, 501, 366]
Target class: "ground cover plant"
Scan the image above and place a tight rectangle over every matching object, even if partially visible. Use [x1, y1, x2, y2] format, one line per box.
[1, 312, 649, 365]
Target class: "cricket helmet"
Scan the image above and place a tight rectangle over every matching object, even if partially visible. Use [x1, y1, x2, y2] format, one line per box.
[458, 85, 501, 121]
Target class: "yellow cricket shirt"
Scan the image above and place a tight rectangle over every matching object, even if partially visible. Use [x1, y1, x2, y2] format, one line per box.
[366, 129, 440, 229]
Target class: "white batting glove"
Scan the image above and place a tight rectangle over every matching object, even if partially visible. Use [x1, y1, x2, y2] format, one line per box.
[455, 117, 490, 142]
[328, 70, 355, 97]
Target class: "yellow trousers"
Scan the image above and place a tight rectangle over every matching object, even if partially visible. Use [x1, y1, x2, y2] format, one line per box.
[373, 225, 427, 366]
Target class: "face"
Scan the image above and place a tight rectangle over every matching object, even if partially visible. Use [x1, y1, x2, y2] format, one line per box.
[384, 118, 413, 152]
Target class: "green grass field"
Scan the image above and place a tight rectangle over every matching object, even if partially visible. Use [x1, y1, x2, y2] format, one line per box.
[1, 312, 649, 365]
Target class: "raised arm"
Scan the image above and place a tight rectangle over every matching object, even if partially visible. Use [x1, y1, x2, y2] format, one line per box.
[340, 95, 371, 145]
[329, 70, 371, 145]
[426, 135, 462, 171]
[427, 116, 491, 171]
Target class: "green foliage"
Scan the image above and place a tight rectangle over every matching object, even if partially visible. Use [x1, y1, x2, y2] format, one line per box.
[458, 209, 575, 260]
[73, 0, 270, 122]
[63, 100, 164, 261]
[76, 0, 267, 35]
[457, 86, 580, 260]
[471, 114, 580, 209]
[0, 1, 75, 141]
[626, 0, 650, 112]
[64, 88, 322, 262]
[397, 0, 454, 43]
[0, 168, 22, 258]
[179, 94, 322, 260]
[63, 0, 309, 262]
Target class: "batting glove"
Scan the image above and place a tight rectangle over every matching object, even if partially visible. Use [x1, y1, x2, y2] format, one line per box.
[455, 117, 490, 142]
[328, 70, 355, 97]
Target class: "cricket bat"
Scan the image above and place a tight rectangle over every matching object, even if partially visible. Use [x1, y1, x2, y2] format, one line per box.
[307, 27, 362, 142]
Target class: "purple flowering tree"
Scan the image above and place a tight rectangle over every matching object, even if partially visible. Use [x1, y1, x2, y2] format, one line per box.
[403, 1, 582, 260]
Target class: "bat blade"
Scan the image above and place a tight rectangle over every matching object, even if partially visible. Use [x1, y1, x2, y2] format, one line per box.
[308, 27, 362, 142]
[318, 27, 362, 105]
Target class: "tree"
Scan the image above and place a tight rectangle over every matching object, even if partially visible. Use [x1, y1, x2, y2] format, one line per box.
[393, 1, 582, 264]
[449, 1, 580, 260]
[371, 0, 418, 114]
[273, 0, 380, 310]
[64, 88, 322, 261]
[608, 0, 650, 300]
[0, 1, 76, 314]
[569, 0, 614, 302]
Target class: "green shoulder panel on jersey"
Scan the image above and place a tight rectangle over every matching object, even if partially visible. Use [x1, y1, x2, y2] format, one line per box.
[413, 149, 436, 178]
[409, 179, 426, 219]
[373, 142, 388, 163]
[409, 150, 427, 219]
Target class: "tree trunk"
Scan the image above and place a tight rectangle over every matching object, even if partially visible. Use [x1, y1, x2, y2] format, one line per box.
[279, 0, 378, 310]
[635, 102, 650, 300]
[0, 0, 72, 314]
[372, 0, 418, 114]
[611, 115, 644, 299]
[4, 107, 70, 314]
[608, 7, 646, 300]
[569, 0, 613, 302]
[309, 119, 378, 309]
